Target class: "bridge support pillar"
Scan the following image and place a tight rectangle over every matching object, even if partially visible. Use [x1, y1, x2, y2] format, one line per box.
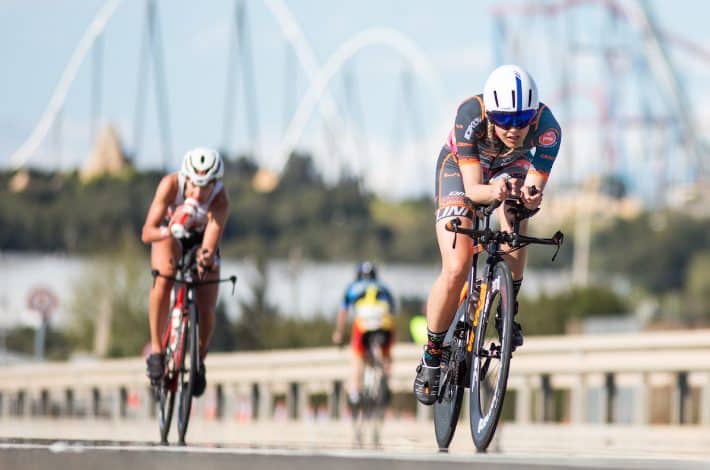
[142, 385, 154, 419]
[570, 374, 587, 424]
[538, 374, 554, 422]
[672, 371, 690, 424]
[18, 390, 30, 417]
[603, 373, 616, 424]
[256, 383, 272, 421]
[329, 380, 343, 420]
[701, 373, 710, 425]
[634, 373, 650, 425]
[91, 387, 101, 418]
[64, 388, 75, 417]
[515, 376, 531, 424]
[114, 386, 128, 419]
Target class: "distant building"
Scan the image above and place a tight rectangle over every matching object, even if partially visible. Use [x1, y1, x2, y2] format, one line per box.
[80, 125, 131, 181]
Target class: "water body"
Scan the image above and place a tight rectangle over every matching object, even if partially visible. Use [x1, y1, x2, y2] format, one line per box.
[0, 253, 570, 329]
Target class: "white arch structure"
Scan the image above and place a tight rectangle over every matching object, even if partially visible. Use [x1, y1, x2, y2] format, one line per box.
[10, 0, 123, 169]
[9, 0, 444, 180]
[10, 0, 341, 170]
[276, 27, 448, 172]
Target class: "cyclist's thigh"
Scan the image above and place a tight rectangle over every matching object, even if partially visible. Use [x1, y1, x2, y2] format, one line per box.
[435, 148, 472, 221]
[434, 148, 476, 266]
[151, 238, 179, 294]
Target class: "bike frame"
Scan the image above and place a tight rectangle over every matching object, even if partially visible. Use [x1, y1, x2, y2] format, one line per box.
[434, 195, 563, 452]
[152, 236, 236, 445]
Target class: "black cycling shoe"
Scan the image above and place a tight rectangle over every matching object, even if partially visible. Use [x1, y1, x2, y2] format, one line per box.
[146, 353, 165, 387]
[495, 301, 523, 351]
[414, 361, 441, 406]
[192, 361, 206, 397]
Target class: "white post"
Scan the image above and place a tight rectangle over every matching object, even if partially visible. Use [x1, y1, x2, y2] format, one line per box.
[635, 373, 650, 425]
[570, 374, 587, 424]
[515, 376, 531, 424]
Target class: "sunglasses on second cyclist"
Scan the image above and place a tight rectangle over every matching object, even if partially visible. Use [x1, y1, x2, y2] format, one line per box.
[487, 109, 537, 130]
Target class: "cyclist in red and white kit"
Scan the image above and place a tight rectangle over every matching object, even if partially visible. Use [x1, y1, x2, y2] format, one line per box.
[414, 65, 562, 405]
[141, 148, 230, 397]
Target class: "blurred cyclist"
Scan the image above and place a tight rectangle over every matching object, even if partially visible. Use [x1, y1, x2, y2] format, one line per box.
[141, 147, 230, 397]
[414, 65, 562, 405]
[333, 261, 396, 409]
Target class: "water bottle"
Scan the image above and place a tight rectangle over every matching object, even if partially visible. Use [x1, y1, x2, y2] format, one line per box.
[170, 198, 199, 239]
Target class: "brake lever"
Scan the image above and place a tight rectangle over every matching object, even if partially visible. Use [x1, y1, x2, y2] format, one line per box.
[447, 217, 462, 249]
[551, 231, 564, 262]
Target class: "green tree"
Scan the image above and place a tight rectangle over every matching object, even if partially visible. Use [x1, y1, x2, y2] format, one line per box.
[69, 235, 150, 357]
[683, 251, 710, 324]
[520, 285, 630, 336]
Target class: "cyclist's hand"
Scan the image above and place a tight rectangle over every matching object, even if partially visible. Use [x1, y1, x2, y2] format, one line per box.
[508, 177, 523, 199]
[490, 178, 509, 202]
[197, 248, 215, 277]
[521, 185, 543, 210]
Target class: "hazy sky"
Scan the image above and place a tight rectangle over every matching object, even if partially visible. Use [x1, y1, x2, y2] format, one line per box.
[2, 0, 709, 197]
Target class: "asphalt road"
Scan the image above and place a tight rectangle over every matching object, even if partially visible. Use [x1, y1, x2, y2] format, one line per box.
[2, 440, 710, 470]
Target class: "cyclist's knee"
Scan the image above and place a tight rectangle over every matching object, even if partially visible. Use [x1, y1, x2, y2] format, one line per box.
[440, 259, 469, 288]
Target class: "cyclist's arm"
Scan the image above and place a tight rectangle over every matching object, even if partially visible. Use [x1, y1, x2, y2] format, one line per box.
[453, 98, 508, 205]
[461, 163, 508, 204]
[334, 306, 348, 336]
[200, 189, 230, 265]
[141, 175, 177, 244]
[524, 106, 562, 208]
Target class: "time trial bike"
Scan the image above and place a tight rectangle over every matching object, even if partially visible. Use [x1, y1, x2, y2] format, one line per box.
[433, 189, 563, 452]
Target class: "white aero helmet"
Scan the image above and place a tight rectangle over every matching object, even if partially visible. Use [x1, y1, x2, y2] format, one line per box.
[483, 64, 539, 114]
[181, 147, 223, 186]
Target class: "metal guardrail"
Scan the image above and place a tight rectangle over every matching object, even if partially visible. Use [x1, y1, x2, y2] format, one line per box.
[0, 329, 709, 425]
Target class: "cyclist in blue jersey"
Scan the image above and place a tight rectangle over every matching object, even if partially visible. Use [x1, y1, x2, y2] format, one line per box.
[414, 65, 562, 405]
[333, 261, 396, 408]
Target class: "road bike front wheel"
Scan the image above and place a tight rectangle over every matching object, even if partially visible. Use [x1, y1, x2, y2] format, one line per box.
[177, 303, 199, 446]
[433, 300, 468, 451]
[157, 378, 176, 445]
[469, 261, 514, 452]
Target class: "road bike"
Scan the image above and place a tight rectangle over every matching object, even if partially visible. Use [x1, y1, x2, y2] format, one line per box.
[352, 330, 390, 448]
[151, 234, 236, 446]
[434, 190, 563, 452]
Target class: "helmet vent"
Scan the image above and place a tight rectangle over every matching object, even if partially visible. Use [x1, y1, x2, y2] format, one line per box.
[493, 91, 499, 107]
[200, 155, 205, 164]
[511, 90, 515, 108]
[528, 89, 533, 107]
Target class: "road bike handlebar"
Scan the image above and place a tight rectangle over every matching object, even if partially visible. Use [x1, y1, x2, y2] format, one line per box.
[445, 185, 564, 261]
[151, 270, 238, 294]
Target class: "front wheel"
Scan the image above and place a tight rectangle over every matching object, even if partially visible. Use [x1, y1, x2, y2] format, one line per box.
[157, 379, 176, 445]
[177, 303, 199, 446]
[433, 300, 468, 450]
[469, 261, 514, 452]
